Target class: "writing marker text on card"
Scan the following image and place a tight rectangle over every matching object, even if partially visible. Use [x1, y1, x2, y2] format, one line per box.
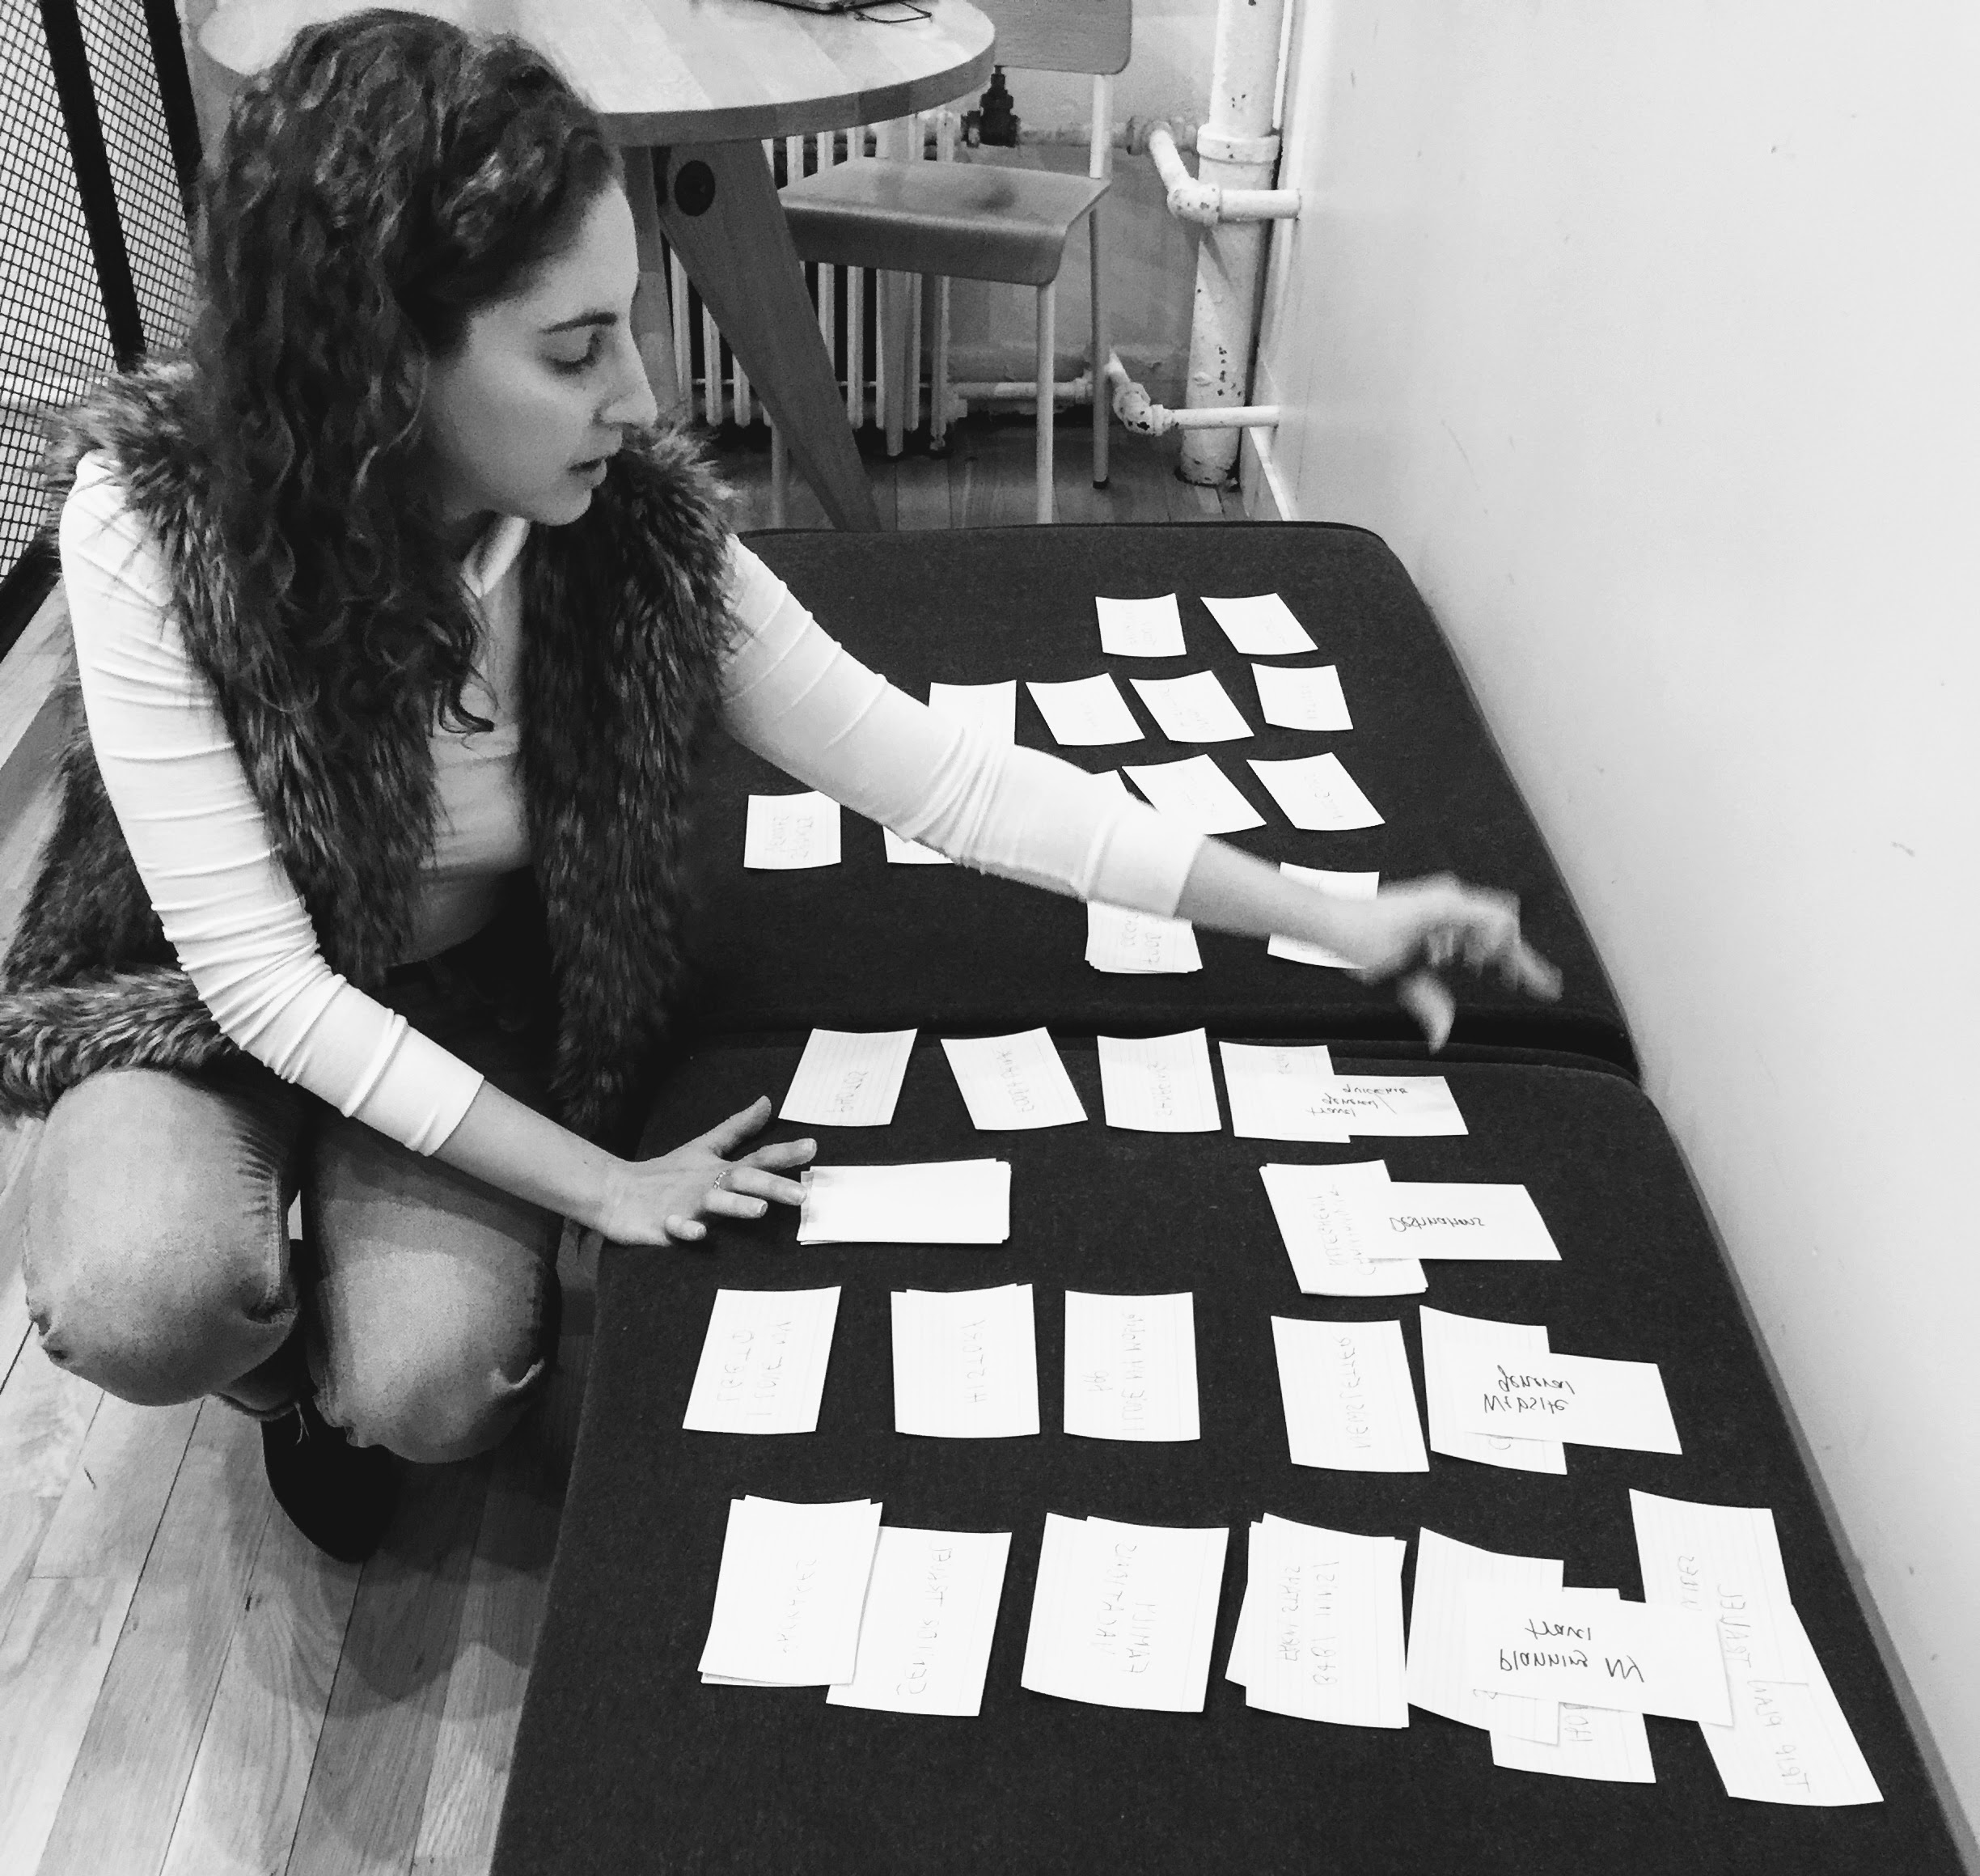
[743, 790, 842, 868]
[780, 1027, 916, 1128]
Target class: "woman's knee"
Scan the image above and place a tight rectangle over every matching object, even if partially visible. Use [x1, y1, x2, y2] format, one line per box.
[319, 1315, 549, 1463]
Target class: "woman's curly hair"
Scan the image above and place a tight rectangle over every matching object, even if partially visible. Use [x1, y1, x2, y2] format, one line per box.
[188, 11, 621, 745]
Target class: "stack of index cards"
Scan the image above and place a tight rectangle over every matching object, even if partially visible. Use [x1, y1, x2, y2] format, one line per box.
[699, 1497, 882, 1685]
[798, 1160, 1011, 1244]
[891, 1284, 1039, 1438]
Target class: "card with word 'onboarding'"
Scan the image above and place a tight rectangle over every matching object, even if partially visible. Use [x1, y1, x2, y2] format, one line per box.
[682, 1287, 840, 1435]
[1063, 1291, 1199, 1442]
[826, 1527, 1013, 1717]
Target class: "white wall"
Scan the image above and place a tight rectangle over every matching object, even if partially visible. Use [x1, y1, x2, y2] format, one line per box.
[1254, 1, 1980, 1852]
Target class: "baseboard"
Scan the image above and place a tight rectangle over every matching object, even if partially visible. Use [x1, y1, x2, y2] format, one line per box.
[1239, 423, 1297, 521]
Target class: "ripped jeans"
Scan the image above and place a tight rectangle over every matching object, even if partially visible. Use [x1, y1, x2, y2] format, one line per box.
[21, 934, 561, 1465]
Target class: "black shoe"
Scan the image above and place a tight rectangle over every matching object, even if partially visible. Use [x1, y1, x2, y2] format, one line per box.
[261, 1393, 400, 1564]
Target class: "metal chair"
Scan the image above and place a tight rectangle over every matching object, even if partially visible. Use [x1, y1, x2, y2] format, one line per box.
[773, 0, 1131, 523]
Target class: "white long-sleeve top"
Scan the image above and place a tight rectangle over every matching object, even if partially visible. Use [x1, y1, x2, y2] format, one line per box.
[59, 453, 1204, 1154]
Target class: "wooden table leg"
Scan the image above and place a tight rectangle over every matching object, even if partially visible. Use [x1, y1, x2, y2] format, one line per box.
[621, 147, 684, 417]
[650, 139, 882, 531]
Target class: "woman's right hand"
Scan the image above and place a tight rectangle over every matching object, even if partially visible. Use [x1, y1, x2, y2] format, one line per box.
[595, 1095, 816, 1246]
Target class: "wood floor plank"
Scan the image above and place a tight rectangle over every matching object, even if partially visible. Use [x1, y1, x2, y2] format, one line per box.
[0, 1116, 41, 1311]
[33, 1402, 269, 1876]
[0, 1575, 139, 1876]
[158, 1505, 359, 1876]
[285, 1455, 490, 1876]
[33, 1395, 201, 1582]
[0, 1289, 101, 1643]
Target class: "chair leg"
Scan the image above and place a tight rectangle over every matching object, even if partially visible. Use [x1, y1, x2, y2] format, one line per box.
[1035, 280, 1056, 525]
[1089, 204, 1109, 488]
[770, 421, 789, 527]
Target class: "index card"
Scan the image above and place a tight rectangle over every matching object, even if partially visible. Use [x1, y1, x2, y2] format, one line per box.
[891, 1285, 1039, 1438]
[1095, 591, 1187, 658]
[1063, 1291, 1200, 1442]
[1098, 1028, 1221, 1133]
[1022, 1514, 1229, 1711]
[798, 1160, 1011, 1245]
[1121, 754, 1267, 833]
[1360, 1182, 1560, 1263]
[780, 1027, 916, 1128]
[1404, 1527, 1563, 1730]
[1226, 1521, 1266, 1685]
[928, 679, 1017, 743]
[827, 1527, 1013, 1716]
[698, 1496, 882, 1685]
[884, 828, 951, 865]
[1246, 1518, 1408, 1727]
[1630, 1491, 1801, 1683]
[1267, 862, 1381, 969]
[940, 1028, 1086, 1131]
[1451, 1351, 1682, 1454]
[1202, 592, 1318, 655]
[1259, 1162, 1428, 1298]
[1252, 662, 1352, 732]
[1129, 670, 1252, 743]
[1271, 1316, 1428, 1472]
[1026, 673, 1144, 746]
[683, 1287, 840, 1435]
[1219, 1041, 1351, 1142]
[1419, 1306, 1566, 1473]
[1247, 752, 1384, 830]
[1462, 1586, 1732, 1725]
[1700, 1607, 1882, 1806]
[1321, 1075, 1469, 1137]
[1491, 1591, 1655, 1783]
[1085, 902, 1203, 975]
[744, 790, 841, 868]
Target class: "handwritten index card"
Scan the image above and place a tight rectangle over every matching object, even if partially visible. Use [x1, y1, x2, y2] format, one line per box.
[683, 1287, 840, 1435]
[826, 1527, 1013, 1717]
[743, 790, 841, 868]
[1271, 1316, 1428, 1472]
[1247, 752, 1385, 830]
[1252, 662, 1352, 732]
[1085, 902, 1203, 975]
[1096, 592, 1187, 658]
[1202, 592, 1318, 655]
[891, 1284, 1039, 1438]
[798, 1160, 1011, 1245]
[1629, 1492, 1800, 1682]
[1121, 754, 1267, 833]
[1098, 1028, 1221, 1133]
[1219, 1040, 1351, 1142]
[698, 1496, 882, 1685]
[1267, 862, 1381, 970]
[1359, 1182, 1560, 1263]
[1419, 1306, 1566, 1473]
[1063, 1291, 1200, 1442]
[940, 1028, 1086, 1130]
[1239, 1518, 1408, 1727]
[1026, 673, 1143, 746]
[1490, 1590, 1656, 1783]
[1130, 671, 1253, 743]
[1022, 1514, 1229, 1711]
[1452, 1351, 1682, 1454]
[1322, 1075, 1469, 1137]
[1259, 1162, 1428, 1298]
[1404, 1527, 1563, 1731]
[928, 679, 1017, 743]
[780, 1027, 916, 1128]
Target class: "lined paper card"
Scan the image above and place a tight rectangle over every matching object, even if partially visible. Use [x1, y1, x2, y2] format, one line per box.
[1271, 1316, 1428, 1472]
[698, 1496, 882, 1685]
[1026, 673, 1143, 746]
[1419, 1306, 1566, 1473]
[1248, 752, 1384, 830]
[744, 791, 841, 868]
[891, 1284, 1039, 1438]
[1322, 1075, 1468, 1137]
[928, 680, 1017, 743]
[1630, 1492, 1800, 1682]
[1096, 592, 1187, 658]
[1259, 1162, 1427, 1298]
[1490, 1591, 1655, 1783]
[1121, 754, 1267, 832]
[1220, 1041, 1350, 1142]
[940, 1028, 1086, 1131]
[1203, 592, 1317, 655]
[1253, 663, 1352, 732]
[1022, 1514, 1229, 1711]
[1085, 903, 1203, 975]
[683, 1287, 840, 1435]
[780, 1027, 916, 1127]
[826, 1527, 1013, 1716]
[1450, 1351, 1682, 1454]
[1701, 1608, 1882, 1806]
[1267, 863, 1381, 969]
[883, 828, 951, 865]
[1063, 1291, 1200, 1442]
[1404, 1527, 1564, 1731]
[798, 1161, 1011, 1245]
[1130, 671, 1252, 743]
[1360, 1182, 1560, 1263]
[1098, 1029, 1221, 1132]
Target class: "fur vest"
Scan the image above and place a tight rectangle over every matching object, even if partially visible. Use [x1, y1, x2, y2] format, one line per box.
[0, 366, 735, 1146]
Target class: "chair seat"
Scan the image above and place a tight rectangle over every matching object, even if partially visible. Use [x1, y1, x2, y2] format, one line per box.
[781, 157, 1108, 287]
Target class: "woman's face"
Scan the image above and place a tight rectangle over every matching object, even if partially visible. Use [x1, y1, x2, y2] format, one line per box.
[424, 183, 658, 536]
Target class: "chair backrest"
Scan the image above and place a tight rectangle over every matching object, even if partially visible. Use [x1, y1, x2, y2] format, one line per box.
[977, 0, 1131, 78]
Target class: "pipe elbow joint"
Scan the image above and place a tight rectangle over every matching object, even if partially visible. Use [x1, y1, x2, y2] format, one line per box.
[1166, 181, 1224, 227]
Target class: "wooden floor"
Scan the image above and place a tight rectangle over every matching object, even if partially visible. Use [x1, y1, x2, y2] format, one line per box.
[0, 417, 1244, 1876]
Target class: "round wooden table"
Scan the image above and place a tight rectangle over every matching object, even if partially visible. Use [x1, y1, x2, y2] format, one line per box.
[202, 0, 997, 529]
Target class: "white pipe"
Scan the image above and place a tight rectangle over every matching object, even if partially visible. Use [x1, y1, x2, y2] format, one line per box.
[1103, 350, 1277, 437]
[1145, 121, 1299, 227]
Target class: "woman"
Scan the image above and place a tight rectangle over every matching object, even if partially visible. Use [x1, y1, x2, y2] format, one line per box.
[2, 13, 1557, 1561]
